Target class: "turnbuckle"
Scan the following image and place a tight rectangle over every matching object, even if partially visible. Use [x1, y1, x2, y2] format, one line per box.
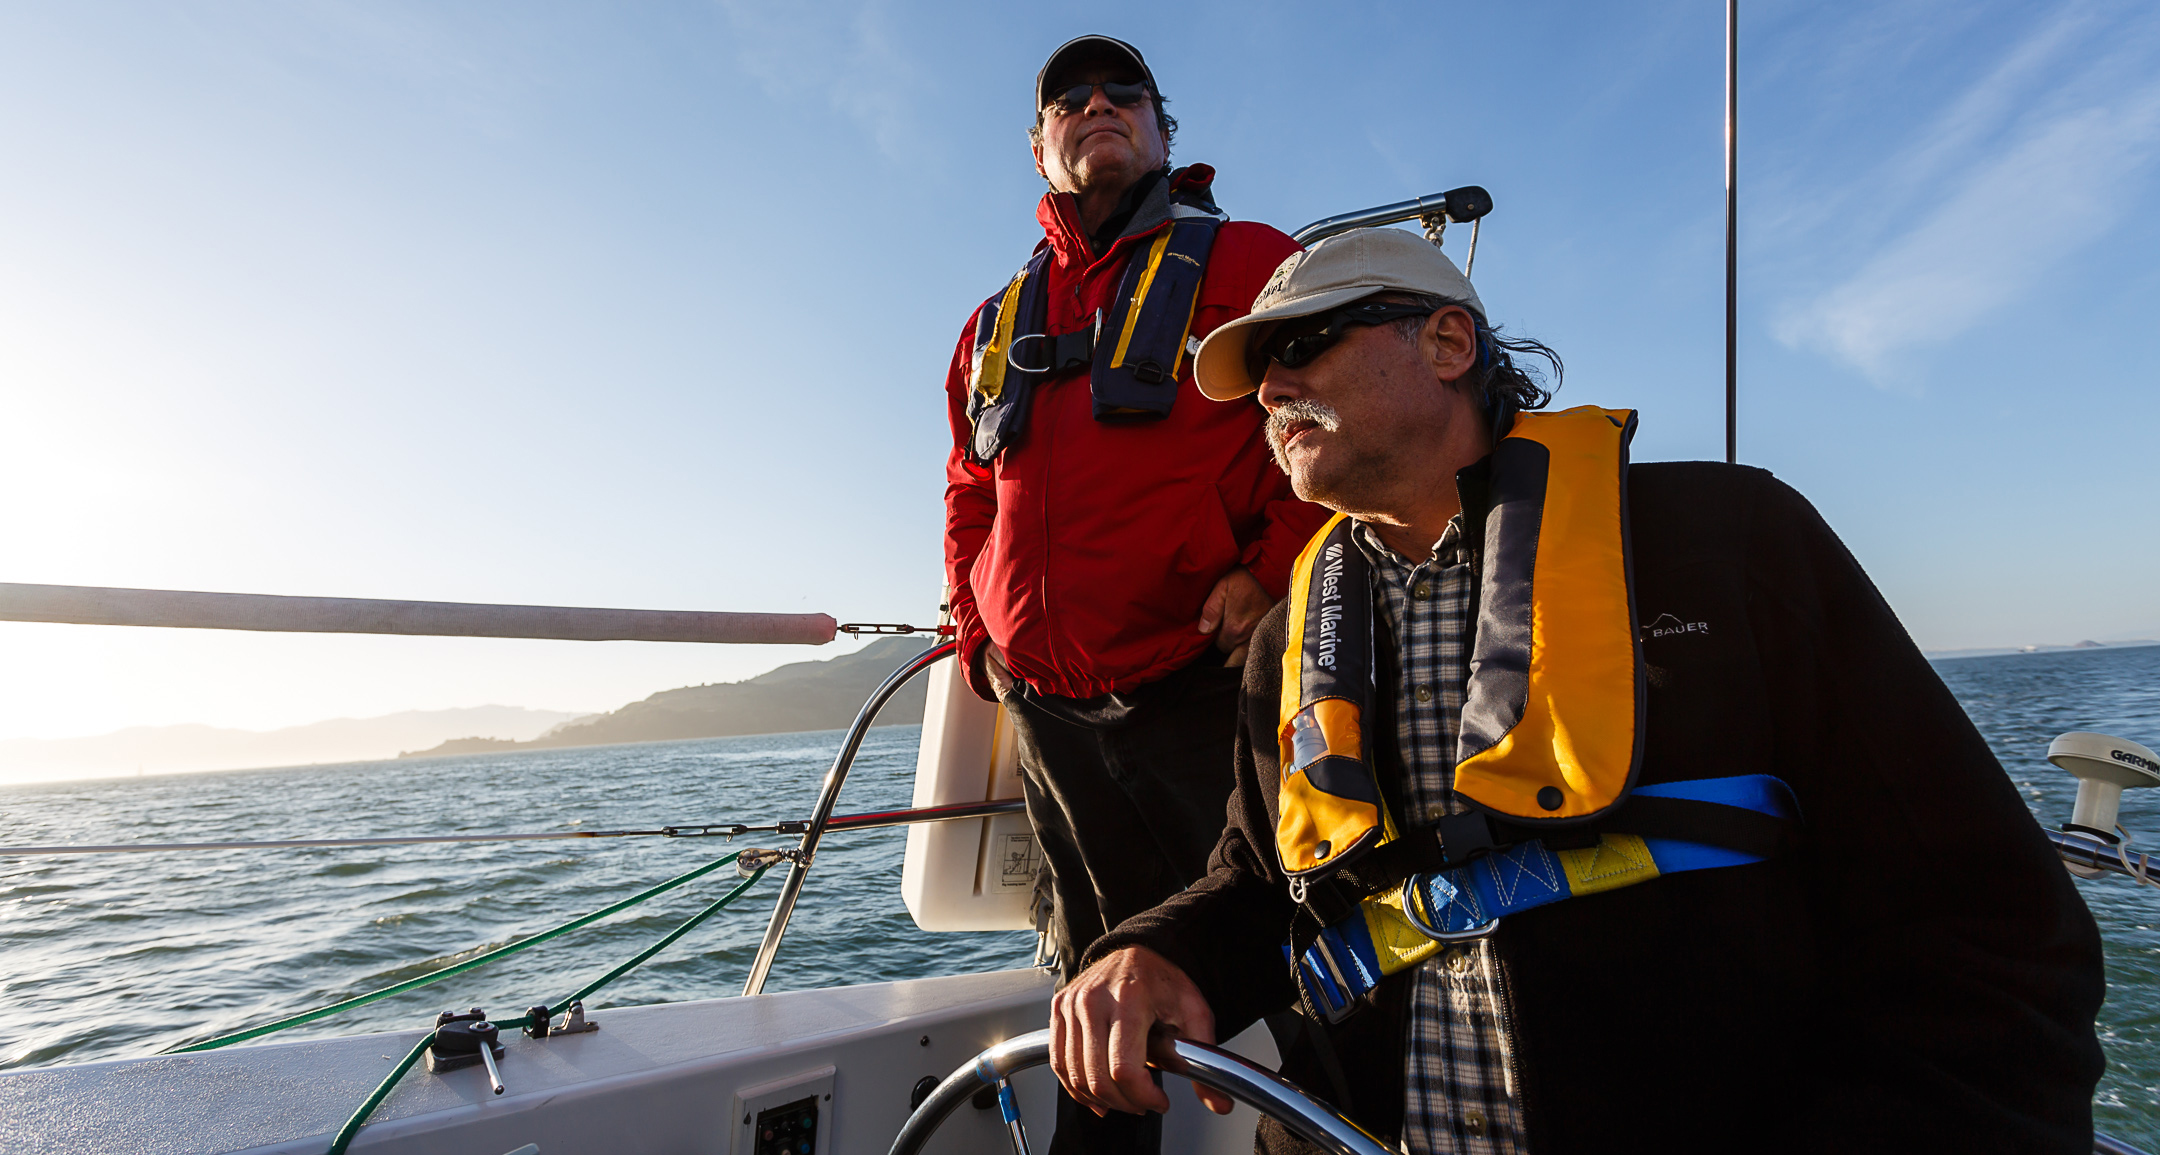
[661, 820, 810, 839]
[836, 622, 952, 636]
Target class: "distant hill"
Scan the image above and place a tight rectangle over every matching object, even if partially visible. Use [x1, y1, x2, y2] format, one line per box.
[1926, 638, 2160, 661]
[0, 706, 587, 784]
[398, 637, 936, 758]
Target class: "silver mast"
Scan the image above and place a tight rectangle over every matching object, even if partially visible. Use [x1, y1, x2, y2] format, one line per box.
[1725, 0, 1739, 464]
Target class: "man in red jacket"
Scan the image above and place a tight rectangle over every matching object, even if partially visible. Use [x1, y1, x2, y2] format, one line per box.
[940, 34, 1325, 1153]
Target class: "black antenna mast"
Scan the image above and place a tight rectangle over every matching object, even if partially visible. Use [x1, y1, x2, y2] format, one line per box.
[1724, 0, 1739, 464]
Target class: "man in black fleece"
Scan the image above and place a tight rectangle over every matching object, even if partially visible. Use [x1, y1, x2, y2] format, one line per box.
[1046, 226, 2105, 1154]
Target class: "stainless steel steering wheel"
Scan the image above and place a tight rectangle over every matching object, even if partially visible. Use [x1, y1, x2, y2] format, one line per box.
[887, 1028, 1397, 1155]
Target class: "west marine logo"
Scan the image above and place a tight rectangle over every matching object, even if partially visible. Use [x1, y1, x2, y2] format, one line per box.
[1642, 612, 1710, 640]
[1315, 543, 1346, 669]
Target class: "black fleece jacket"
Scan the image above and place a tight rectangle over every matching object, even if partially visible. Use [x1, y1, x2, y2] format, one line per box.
[1085, 462, 2104, 1155]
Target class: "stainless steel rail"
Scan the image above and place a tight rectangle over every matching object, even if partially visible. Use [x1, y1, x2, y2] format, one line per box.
[0, 581, 835, 645]
[0, 797, 1026, 856]
[1292, 188, 1484, 247]
[889, 1028, 1397, 1155]
[1294, 193, 1455, 245]
[741, 639, 959, 996]
[2048, 828, 2160, 884]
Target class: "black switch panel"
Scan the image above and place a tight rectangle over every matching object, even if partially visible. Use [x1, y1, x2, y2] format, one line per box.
[754, 1094, 819, 1155]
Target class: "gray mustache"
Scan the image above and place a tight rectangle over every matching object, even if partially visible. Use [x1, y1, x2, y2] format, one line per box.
[1266, 400, 1342, 449]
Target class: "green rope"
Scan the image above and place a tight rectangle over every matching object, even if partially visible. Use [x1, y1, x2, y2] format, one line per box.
[556, 864, 768, 1010]
[168, 848, 746, 1053]
[323, 863, 773, 1155]
[326, 1030, 434, 1155]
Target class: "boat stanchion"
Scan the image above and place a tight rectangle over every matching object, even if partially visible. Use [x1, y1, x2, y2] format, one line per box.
[741, 641, 957, 996]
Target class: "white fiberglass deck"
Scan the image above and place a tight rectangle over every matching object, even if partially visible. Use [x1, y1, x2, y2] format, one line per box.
[0, 968, 1278, 1155]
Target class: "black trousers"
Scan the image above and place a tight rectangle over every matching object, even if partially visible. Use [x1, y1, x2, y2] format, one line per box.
[1001, 654, 1244, 1155]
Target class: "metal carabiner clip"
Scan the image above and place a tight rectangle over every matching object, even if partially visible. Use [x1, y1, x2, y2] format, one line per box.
[1398, 873, 1500, 942]
[1005, 333, 1054, 375]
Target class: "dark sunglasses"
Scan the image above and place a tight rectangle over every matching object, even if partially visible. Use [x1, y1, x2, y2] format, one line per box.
[1250, 301, 1437, 377]
[1045, 81, 1151, 115]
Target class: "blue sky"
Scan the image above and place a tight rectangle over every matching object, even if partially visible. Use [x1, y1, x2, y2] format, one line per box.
[1, 0, 2154, 740]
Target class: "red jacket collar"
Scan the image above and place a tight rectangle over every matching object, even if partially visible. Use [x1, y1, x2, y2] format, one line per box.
[1035, 165, 1218, 271]
[1036, 190, 1096, 269]
[1035, 187, 1165, 270]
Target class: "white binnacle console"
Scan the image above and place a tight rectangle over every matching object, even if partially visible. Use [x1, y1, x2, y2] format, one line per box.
[902, 609, 1040, 932]
[2049, 731, 2160, 876]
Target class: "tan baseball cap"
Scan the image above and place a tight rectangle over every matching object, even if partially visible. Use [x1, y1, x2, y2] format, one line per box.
[1194, 226, 1486, 401]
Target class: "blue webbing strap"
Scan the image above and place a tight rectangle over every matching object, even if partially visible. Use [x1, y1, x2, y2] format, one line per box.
[1293, 774, 1799, 1017]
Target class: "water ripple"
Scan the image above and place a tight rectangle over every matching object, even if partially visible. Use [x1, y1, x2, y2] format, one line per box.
[2, 653, 2154, 1142]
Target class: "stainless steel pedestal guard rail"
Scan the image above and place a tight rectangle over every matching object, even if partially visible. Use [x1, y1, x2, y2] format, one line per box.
[889, 1028, 1398, 1155]
[1293, 190, 1481, 247]
[740, 639, 959, 996]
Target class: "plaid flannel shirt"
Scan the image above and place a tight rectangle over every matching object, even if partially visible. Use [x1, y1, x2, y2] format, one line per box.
[1353, 518, 1528, 1155]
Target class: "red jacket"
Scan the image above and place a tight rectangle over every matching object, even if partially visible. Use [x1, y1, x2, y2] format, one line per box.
[943, 173, 1325, 701]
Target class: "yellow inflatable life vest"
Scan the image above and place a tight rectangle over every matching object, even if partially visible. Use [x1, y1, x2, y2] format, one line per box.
[1275, 405, 1643, 883]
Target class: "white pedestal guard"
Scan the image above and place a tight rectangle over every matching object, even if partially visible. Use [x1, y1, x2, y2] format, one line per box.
[903, 652, 1039, 931]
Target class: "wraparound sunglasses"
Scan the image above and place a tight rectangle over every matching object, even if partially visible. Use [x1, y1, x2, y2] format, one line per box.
[1044, 81, 1151, 115]
[1249, 301, 1437, 378]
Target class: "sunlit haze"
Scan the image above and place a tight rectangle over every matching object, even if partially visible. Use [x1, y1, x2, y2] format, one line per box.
[3, 1, 2155, 743]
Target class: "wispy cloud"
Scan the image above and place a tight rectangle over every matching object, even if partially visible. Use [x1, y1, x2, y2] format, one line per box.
[714, 0, 935, 161]
[1770, 1, 2160, 379]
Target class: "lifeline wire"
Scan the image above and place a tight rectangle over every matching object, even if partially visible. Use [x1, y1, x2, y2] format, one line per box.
[1, 798, 1027, 856]
[324, 865, 771, 1155]
[166, 849, 746, 1053]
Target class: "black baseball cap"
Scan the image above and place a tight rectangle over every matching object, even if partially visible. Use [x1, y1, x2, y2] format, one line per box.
[1035, 35, 1157, 110]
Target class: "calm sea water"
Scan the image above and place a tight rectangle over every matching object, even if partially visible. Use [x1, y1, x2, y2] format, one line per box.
[2, 645, 2155, 1141]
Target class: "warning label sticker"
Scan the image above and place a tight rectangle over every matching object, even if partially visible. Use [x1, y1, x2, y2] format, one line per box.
[998, 832, 1042, 889]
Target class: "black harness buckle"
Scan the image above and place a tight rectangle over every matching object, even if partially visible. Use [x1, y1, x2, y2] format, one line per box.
[1432, 812, 1501, 868]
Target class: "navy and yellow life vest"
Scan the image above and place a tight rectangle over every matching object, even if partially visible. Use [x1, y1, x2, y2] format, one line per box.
[1275, 406, 1801, 1020]
[964, 169, 1227, 463]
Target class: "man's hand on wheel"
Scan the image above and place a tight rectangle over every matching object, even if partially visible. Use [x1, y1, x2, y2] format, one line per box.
[1197, 566, 1273, 668]
[1050, 946, 1234, 1118]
